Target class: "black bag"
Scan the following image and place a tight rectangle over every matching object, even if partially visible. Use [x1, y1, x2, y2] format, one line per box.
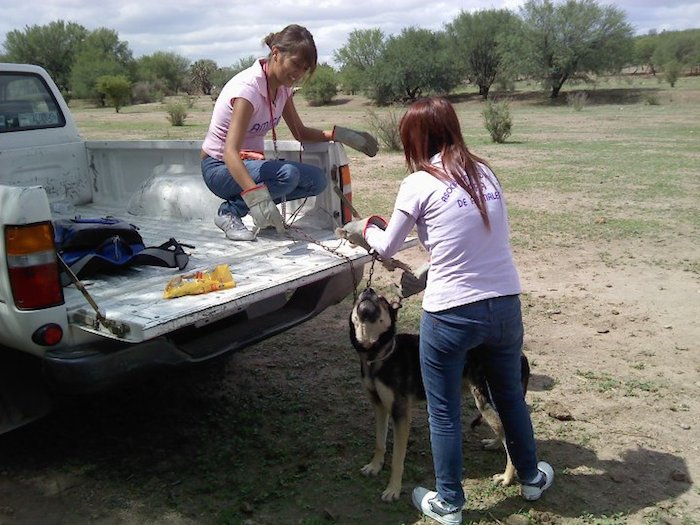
[53, 217, 190, 285]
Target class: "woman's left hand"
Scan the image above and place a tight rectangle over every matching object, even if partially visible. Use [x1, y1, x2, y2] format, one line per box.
[336, 216, 386, 251]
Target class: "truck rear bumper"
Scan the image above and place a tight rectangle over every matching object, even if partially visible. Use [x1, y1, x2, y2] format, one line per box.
[43, 266, 363, 393]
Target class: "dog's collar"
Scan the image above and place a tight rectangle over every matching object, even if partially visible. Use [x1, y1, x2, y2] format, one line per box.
[367, 339, 396, 366]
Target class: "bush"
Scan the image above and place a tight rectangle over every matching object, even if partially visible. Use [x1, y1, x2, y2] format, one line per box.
[664, 61, 681, 87]
[482, 99, 512, 143]
[494, 74, 516, 93]
[60, 89, 73, 104]
[165, 101, 188, 126]
[131, 80, 168, 104]
[210, 86, 221, 103]
[96, 75, 132, 113]
[366, 108, 403, 151]
[183, 94, 197, 109]
[301, 64, 337, 106]
[566, 91, 589, 111]
[643, 92, 660, 105]
[131, 82, 152, 104]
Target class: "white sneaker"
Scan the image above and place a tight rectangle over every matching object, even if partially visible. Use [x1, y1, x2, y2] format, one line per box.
[214, 213, 255, 241]
[521, 461, 554, 501]
[412, 487, 462, 525]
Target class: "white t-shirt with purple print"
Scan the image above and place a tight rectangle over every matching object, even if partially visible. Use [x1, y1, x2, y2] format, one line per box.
[365, 154, 521, 313]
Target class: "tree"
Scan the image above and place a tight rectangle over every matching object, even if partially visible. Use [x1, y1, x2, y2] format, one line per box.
[334, 28, 386, 71]
[333, 29, 386, 94]
[2, 20, 88, 92]
[190, 59, 218, 95]
[446, 9, 522, 99]
[371, 28, 460, 104]
[208, 56, 256, 94]
[652, 29, 700, 75]
[137, 52, 190, 94]
[301, 64, 337, 105]
[86, 28, 133, 67]
[336, 65, 365, 95]
[96, 75, 132, 112]
[71, 51, 126, 102]
[634, 33, 659, 75]
[70, 28, 134, 101]
[519, 0, 634, 98]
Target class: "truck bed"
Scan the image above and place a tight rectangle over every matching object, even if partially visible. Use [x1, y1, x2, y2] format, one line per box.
[60, 202, 376, 343]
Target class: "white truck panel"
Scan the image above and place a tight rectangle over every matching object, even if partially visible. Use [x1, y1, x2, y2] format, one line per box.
[0, 62, 413, 432]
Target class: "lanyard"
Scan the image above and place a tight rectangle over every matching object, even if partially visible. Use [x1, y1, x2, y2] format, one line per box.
[264, 60, 302, 163]
[264, 61, 279, 161]
[264, 60, 286, 221]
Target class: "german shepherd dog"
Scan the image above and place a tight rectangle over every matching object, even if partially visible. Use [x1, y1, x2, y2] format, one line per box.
[349, 287, 530, 502]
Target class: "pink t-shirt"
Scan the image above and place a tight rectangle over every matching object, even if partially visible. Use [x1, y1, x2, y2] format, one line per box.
[365, 156, 521, 312]
[201, 59, 293, 160]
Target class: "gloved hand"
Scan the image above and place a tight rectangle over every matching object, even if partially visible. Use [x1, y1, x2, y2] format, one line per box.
[336, 215, 387, 252]
[241, 184, 285, 233]
[399, 262, 429, 298]
[333, 126, 379, 157]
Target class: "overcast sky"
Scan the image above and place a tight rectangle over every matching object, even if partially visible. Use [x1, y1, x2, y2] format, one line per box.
[1, 0, 699, 67]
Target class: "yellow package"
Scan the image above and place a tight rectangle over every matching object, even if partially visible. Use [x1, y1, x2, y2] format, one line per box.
[163, 263, 236, 299]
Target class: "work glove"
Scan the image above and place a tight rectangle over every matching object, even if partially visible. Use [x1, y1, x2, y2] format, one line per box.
[333, 125, 379, 157]
[399, 262, 429, 298]
[241, 184, 285, 234]
[336, 215, 387, 252]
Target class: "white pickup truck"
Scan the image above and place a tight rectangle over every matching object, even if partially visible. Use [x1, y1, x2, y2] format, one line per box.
[0, 63, 402, 433]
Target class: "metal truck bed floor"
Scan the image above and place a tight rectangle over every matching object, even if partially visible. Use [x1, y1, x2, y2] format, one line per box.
[59, 205, 375, 342]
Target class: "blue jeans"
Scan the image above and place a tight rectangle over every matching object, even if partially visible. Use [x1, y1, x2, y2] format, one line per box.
[419, 295, 538, 508]
[201, 156, 327, 217]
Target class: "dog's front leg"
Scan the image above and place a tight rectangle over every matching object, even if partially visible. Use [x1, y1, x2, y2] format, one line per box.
[361, 400, 389, 477]
[382, 410, 411, 502]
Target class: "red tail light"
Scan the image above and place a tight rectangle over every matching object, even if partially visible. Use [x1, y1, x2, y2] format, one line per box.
[5, 222, 64, 310]
[32, 323, 64, 345]
[339, 164, 353, 225]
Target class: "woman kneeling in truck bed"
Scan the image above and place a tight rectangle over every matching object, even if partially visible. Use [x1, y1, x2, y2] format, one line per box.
[201, 23, 377, 241]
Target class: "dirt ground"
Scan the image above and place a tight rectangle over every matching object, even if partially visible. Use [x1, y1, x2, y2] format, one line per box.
[0, 92, 698, 524]
[1, 191, 697, 525]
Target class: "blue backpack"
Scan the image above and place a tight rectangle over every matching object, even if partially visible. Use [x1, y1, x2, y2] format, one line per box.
[53, 217, 190, 285]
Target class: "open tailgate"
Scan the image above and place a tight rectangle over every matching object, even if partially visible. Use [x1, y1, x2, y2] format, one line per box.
[61, 209, 416, 343]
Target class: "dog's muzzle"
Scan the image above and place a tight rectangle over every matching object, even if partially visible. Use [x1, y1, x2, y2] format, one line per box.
[356, 287, 382, 322]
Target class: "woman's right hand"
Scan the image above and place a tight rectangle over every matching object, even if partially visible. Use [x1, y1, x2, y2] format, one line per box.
[241, 184, 285, 233]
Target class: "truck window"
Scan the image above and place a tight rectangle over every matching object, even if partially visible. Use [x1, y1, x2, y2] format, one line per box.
[0, 72, 66, 133]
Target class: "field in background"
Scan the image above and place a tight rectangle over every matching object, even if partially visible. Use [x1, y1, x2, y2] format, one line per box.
[0, 76, 697, 525]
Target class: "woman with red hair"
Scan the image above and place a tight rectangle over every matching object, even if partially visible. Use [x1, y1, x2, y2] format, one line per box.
[346, 97, 552, 524]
